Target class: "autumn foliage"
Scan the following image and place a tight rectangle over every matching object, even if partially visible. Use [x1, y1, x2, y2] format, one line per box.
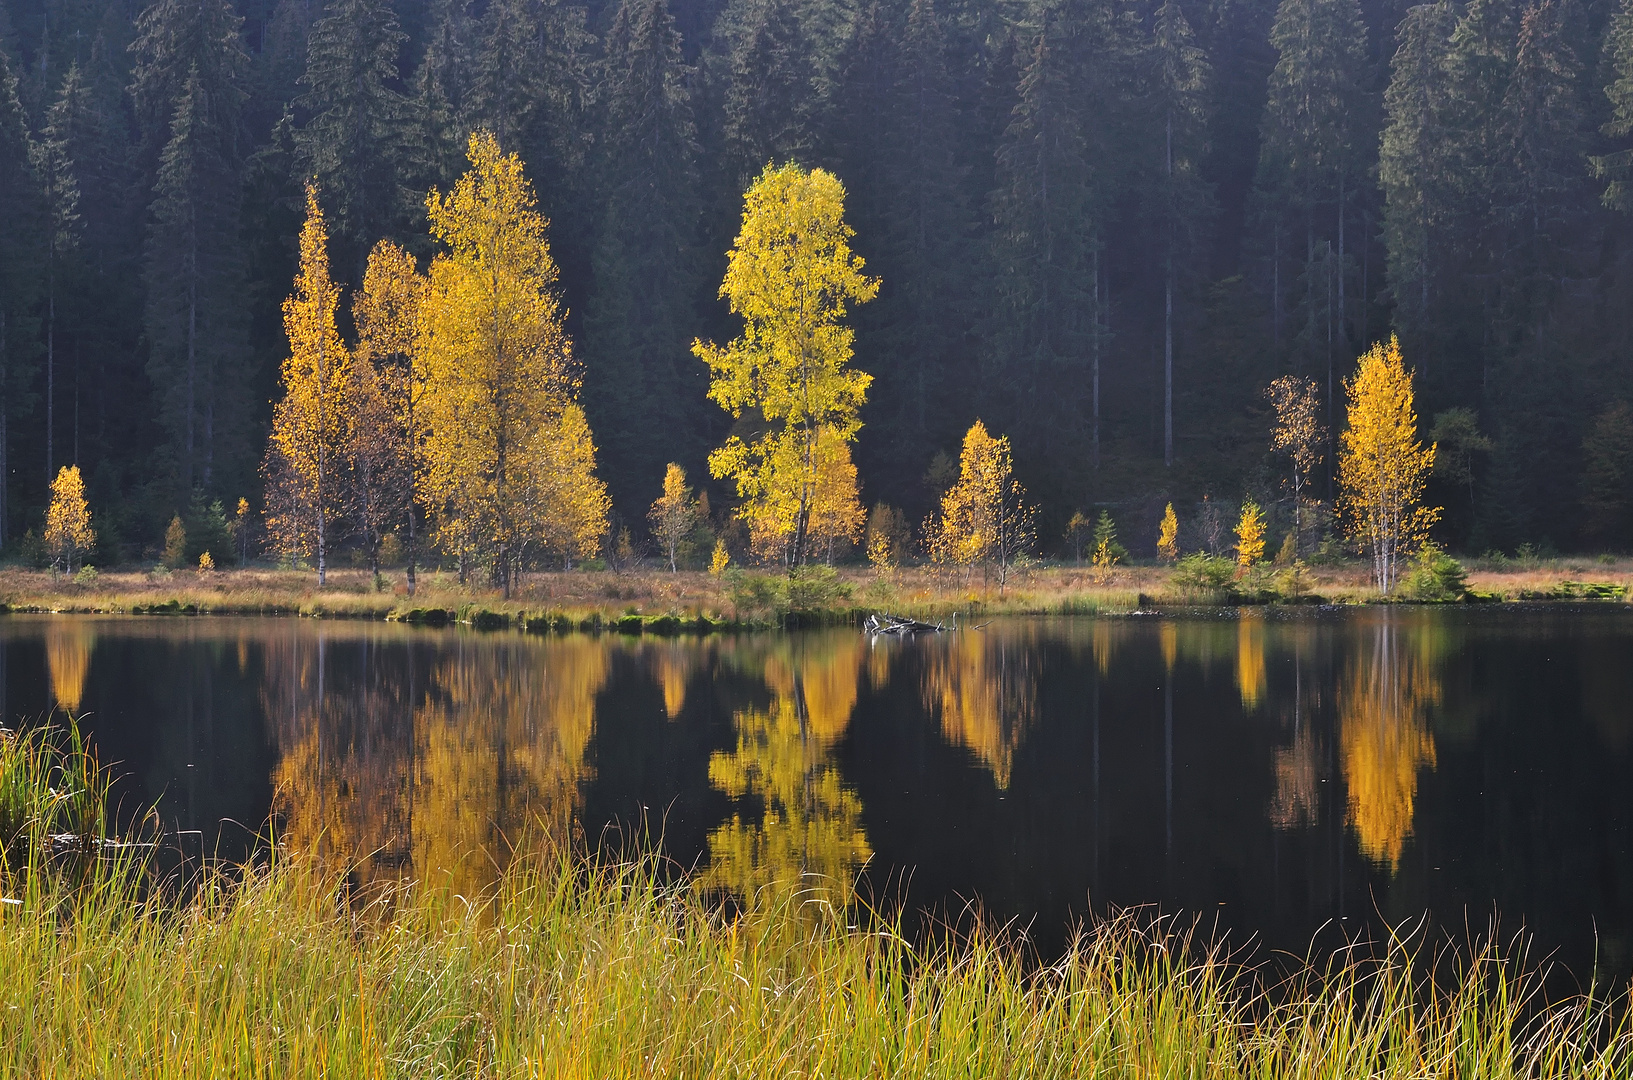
[264, 134, 610, 594]
[696, 164, 876, 567]
[1338, 337, 1439, 593]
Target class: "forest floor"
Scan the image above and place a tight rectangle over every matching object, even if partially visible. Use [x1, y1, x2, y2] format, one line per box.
[0, 554, 1628, 626]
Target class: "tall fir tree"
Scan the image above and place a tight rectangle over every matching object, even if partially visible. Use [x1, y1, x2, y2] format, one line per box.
[1148, 0, 1212, 468]
[293, 0, 414, 267]
[0, 50, 41, 548]
[583, 0, 705, 512]
[1380, 0, 1456, 339]
[30, 63, 82, 483]
[720, 0, 818, 182]
[1255, 0, 1368, 413]
[144, 67, 251, 497]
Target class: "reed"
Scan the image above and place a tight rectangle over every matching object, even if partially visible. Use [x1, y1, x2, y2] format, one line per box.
[1, 729, 1631, 1077]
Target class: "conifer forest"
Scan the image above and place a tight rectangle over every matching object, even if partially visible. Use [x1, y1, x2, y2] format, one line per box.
[3, 0, 1633, 568]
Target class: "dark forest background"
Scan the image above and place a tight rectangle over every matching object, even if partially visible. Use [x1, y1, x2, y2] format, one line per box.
[2, 0, 1633, 563]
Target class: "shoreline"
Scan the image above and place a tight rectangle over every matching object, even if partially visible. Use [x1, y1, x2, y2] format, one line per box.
[0, 559, 1627, 630]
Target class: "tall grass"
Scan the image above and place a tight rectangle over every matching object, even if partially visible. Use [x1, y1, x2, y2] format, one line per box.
[2, 732, 1631, 1076]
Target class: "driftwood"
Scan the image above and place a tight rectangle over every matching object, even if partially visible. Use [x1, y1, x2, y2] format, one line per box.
[864, 612, 953, 636]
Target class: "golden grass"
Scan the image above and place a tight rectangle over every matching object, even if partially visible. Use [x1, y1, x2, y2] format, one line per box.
[0, 555, 1628, 627]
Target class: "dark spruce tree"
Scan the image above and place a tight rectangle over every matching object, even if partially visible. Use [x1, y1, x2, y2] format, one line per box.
[294, 0, 415, 270]
[582, 0, 707, 512]
[144, 67, 252, 500]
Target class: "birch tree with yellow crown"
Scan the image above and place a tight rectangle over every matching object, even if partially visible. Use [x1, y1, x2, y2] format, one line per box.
[1338, 336, 1439, 592]
[694, 163, 877, 567]
[418, 131, 609, 596]
[267, 186, 351, 586]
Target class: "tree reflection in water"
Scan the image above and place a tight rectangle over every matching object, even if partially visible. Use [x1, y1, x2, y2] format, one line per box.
[700, 637, 871, 913]
[919, 627, 1040, 790]
[1339, 618, 1441, 870]
[267, 632, 608, 896]
[45, 620, 94, 716]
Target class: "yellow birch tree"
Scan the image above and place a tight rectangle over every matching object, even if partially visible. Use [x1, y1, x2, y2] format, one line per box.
[1157, 502, 1179, 561]
[1235, 500, 1266, 567]
[418, 131, 607, 595]
[1267, 375, 1325, 555]
[45, 465, 94, 574]
[694, 163, 878, 566]
[1338, 336, 1439, 592]
[929, 420, 1035, 592]
[648, 462, 699, 572]
[266, 186, 351, 585]
[354, 239, 427, 592]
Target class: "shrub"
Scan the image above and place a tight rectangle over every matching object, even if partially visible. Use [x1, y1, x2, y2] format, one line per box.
[1171, 553, 1236, 601]
[1404, 543, 1468, 601]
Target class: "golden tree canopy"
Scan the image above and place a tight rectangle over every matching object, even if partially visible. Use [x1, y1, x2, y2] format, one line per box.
[418, 131, 607, 589]
[695, 163, 878, 565]
[266, 186, 351, 580]
[1338, 336, 1439, 592]
[1158, 502, 1179, 561]
[45, 465, 95, 571]
[929, 420, 1034, 588]
[648, 462, 699, 572]
[1235, 500, 1266, 567]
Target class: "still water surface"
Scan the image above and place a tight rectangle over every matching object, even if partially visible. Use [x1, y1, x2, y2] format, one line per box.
[7, 608, 1633, 978]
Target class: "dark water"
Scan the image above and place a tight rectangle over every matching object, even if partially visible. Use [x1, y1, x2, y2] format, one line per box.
[7, 608, 1633, 980]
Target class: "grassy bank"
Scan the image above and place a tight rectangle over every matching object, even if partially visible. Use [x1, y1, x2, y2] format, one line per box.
[0, 555, 1629, 631]
[2, 724, 1631, 1076]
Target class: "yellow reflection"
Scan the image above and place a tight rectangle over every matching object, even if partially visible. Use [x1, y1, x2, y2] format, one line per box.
[1160, 620, 1177, 673]
[1339, 620, 1441, 870]
[1237, 614, 1265, 711]
[701, 637, 869, 911]
[269, 634, 607, 894]
[646, 642, 694, 719]
[921, 630, 1038, 789]
[46, 621, 94, 714]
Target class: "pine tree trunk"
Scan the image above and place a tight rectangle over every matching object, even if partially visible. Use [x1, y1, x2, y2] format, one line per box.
[1092, 245, 1100, 470]
[0, 311, 7, 551]
[1164, 110, 1173, 470]
[46, 263, 54, 484]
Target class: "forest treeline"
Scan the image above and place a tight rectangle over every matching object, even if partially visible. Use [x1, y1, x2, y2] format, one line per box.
[2, 0, 1633, 564]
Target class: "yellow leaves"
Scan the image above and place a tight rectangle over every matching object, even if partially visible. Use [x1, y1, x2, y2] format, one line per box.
[1158, 503, 1179, 561]
[1338, 336, 1440, 592]
[696, 163, 876, 565]
[266, 187, 351, 570]
[929, 421, 1034, 589]
[1340, 621, 1441, 870]
[1235, 500, 1266, 567]
[417, 132, 606, 584]
[45, 465, 94, 572]
[649, 463, 699, 572]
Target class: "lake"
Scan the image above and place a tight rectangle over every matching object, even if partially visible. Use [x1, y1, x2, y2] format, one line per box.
[7, 607, 1633, 981]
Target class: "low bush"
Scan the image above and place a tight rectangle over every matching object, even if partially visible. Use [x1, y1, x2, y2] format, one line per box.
[1404, 544, 1468, 602]
[1171, 554, 1236, 602]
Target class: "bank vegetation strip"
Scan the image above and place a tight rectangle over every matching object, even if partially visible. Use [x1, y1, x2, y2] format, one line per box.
[1, 722, 1632, 1076]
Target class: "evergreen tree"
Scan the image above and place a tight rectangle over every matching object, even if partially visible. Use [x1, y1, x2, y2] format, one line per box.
[1596, 0, 1633, 209]
[582, 0, 704, 512]
[1380, 0, 1456, 336]
[0, 50, 41, 548]
[1255, 0, 1367, 405]
[144, 66, 251, 497]
[721, 0, 818, 182]
[294, 0, 414, 263]
[127, 0, 246, 168]
[31, 64, 82, 482]
[1148, 0, 1212, 469]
